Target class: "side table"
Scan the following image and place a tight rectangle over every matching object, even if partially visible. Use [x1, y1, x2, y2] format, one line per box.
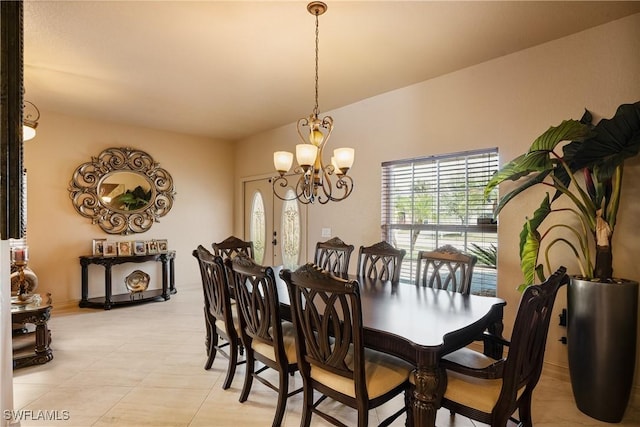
[11, 298, 53, 369]
[79, 251, 176, 310]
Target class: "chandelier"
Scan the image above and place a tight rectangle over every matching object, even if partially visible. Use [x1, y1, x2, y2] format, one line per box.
[272, 1, 354, 205]
[23, 100, 40, 141]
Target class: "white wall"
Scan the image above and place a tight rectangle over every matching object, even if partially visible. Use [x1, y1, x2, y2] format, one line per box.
[234, 13, 640, 393]
[24, 111, 235, 305]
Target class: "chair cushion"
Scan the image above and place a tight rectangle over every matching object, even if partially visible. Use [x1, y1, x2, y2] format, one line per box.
[443, 370, 503, 413]
[310, 347, 412, 399]
[441, 347, 498, 370]
[251, 321, 298, 363]
[214, 302, 242, 336]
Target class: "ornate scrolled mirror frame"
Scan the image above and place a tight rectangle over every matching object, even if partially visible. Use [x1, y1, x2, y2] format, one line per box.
[69, 147, 175, 235]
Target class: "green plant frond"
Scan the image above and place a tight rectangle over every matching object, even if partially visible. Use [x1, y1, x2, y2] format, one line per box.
[543, 223, 589, 274]
[572, 102, 640, 180]
[544, 237, 587, 278]
[549, 175, 596, 228]
[491, 170, 550, 215]
[518, 194, 551, 257]
[535, 264, 546, 283]
[520, 222, 540, 289]
[468, 243, 497, 267]
[484, 151, 553, 198]
[606, 165, 623, 230]
[529, 119, 592, 153]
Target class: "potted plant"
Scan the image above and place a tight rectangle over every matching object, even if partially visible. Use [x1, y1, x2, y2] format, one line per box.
[485, 101, 640, 423]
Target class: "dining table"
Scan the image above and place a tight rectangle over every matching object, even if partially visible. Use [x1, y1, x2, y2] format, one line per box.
[272, 265, 506, 427]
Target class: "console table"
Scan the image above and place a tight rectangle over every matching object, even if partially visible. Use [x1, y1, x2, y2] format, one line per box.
[12, 300, 53, 369]
[79, 251, 176, 310]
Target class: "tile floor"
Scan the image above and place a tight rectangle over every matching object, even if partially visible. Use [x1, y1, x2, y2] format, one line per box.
[11, 286, 640, 427]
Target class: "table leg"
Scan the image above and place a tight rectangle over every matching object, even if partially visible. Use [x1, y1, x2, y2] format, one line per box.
[104, 264, 113, 310]
[484, 305, 505, 359]
[161, 257, 170, 300]
[13, 308, 53, 369]
[80, 260, 89, 307]
[409, 365, 447, 426]
[169, 255, 176, 294]
[34, 316, 53, 361]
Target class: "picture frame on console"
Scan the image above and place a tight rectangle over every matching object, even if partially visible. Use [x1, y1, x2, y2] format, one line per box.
[103, 242, 117, 257]
[92, 238, 106, 256]
[133, 241, 147, 256]
[146, 240, 159, 255]
[117, 241, 132, 256]
[156, 239, 168, 253]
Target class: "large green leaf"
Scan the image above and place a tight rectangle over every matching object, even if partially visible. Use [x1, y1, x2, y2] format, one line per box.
[519, 195, 552, 286]
[485, 119, 592, 199]
[570, 102, 640, 180]
[485, 152, 551, 198]
[493, 170, 550, 216]
[529, 119, 592, 153]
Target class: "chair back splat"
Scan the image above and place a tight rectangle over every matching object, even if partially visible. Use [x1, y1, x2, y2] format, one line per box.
[314, 237, 354, 276]
[415, 244, 477, 294]
[226, 254, 300, 427]
[441, 266, 569, 426]
[356, 241, 406, 283]
[192, 245, 244, 389]
[212, 235, 255, 260]
[282, 263, 412, 427]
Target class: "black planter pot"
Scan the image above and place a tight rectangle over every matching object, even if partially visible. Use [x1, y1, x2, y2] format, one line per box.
[567, 277, 638, 423]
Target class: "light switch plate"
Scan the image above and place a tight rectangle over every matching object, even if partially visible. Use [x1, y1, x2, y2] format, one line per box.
[321, 227, 331, 237]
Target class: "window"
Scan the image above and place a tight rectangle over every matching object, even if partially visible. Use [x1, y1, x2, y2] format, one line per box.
[281, 189, 301, 271]
[381, 148, 498, 296]
[250, 191, 266, 265]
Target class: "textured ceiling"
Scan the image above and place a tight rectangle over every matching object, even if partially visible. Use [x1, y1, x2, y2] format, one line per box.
[23, 1, 640, 141]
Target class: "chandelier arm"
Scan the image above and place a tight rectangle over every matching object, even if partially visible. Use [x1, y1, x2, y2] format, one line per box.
[315, 162, 334, 203]
[295, 173, 314, 204]
[322, 173, 354, 203]
[320, 115, 333, 145]
[272, 176, 297, 201]
[331, 175, 354, 202]
[297, 117, 310, 145]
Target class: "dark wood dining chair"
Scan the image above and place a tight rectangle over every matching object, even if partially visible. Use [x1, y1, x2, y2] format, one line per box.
[356, 241, 406, 282]
[212, 235, 255, 260]
[415, 244, 477, 294]
[314, 236, 354, 276]
[438, 267, 569, 426]
[192, 245, 244, 389]
[281, 263, 413, 427]
[226, 254, 301, 427]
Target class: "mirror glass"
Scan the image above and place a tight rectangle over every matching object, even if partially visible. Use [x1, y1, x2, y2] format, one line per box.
[69, 147, 175, 235]
[99, 171, 154, 212]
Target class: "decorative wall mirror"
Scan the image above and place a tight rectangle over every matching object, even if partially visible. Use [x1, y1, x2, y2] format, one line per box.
[69, 147, 175, 235]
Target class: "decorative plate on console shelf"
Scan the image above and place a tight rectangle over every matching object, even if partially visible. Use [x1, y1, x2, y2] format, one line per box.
[125, 270, 150, 294]
[10, 267, 38, 296]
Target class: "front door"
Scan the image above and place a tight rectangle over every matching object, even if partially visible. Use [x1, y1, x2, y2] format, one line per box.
[243, 177, 307, 269]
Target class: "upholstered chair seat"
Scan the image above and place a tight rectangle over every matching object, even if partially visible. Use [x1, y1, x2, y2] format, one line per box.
[310, 347, 412, 399]
[251, 321, 298, 364]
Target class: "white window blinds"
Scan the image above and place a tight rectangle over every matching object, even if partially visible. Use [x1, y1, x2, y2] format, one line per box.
[381, 148, 499, 295]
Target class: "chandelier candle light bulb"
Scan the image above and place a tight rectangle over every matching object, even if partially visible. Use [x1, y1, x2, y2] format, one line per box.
[333, 148, 355, 174]
[296, 144, 318, 168]
[274, 151, 294, 175]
